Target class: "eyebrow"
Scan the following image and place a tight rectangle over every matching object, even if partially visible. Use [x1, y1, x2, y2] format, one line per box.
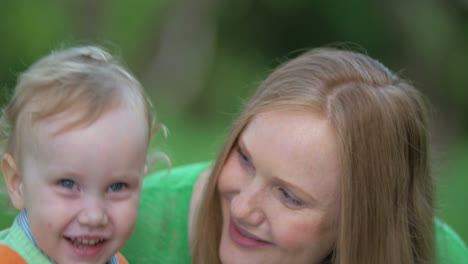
[48, 167, 143, 179]
[46, 167, 82, 178]
[237, 136, 318, 204]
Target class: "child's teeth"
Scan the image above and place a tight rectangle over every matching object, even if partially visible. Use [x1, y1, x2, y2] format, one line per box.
[72, 238, 102, 246]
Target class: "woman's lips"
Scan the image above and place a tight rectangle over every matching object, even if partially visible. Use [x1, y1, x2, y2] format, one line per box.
[229, 220, 272, 248]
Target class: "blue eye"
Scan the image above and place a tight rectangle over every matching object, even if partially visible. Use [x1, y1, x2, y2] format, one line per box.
[59, 179, 77, 190]
[278, 187, 303, 208]
[108, 182, 127, 192]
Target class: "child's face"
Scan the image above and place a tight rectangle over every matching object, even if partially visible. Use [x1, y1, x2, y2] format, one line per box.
[15, 106, 148, 264]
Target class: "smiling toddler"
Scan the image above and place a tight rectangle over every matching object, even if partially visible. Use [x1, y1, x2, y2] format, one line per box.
[0, 46, 155, 264]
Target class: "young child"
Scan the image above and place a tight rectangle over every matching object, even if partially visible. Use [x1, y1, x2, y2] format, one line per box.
[0, 46, 155, 264]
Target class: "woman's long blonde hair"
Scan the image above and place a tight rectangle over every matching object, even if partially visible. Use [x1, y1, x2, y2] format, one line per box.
[191, 48, 433, 264]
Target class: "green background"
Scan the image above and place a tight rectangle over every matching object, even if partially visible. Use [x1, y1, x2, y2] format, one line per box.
[0, 0, 467, 245]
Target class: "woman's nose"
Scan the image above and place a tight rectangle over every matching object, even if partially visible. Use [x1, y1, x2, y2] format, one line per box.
[230, 181, 265, 227]
[77, 198, 109, 228]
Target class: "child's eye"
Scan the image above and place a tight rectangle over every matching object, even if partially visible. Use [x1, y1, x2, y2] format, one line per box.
[278, 187, 304, 208]
[108, 182, 127, 192]
[59, 179, 77, 190]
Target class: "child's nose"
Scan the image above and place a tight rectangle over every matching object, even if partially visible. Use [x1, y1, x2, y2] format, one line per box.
[78, 199, 109, 227]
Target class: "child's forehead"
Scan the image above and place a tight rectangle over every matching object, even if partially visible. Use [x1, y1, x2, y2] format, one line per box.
[33, 103, 143, 136]
[23, 104, 96, 135]
[20, 105, 105, 147]
[21, 104, 148, 157]
[17, 107, 86, 153]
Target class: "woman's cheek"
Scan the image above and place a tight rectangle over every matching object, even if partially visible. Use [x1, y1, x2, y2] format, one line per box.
[272, 214, 332, 249]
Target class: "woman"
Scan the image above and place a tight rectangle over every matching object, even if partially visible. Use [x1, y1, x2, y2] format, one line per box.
[122, 48, 467, 264]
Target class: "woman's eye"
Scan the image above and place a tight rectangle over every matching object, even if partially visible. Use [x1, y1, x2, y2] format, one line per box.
[59, 179, 77, 190]
[236, 146, 252, 167]
[278, 187, 303, 208]
[108, 182, 127, 192]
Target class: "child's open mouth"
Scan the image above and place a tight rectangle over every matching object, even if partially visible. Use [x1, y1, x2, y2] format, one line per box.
[65, 236, 107, 258]
[66, 237, 106, 247]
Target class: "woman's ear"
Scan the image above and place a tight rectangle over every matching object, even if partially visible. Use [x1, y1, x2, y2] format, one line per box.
[2, 153, 25, 210]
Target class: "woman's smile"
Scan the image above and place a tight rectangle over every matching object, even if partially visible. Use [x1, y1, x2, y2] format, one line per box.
[229, 219, 272, 248]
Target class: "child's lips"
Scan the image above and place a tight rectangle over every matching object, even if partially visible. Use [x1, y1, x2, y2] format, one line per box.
[64, 235, 109, 259]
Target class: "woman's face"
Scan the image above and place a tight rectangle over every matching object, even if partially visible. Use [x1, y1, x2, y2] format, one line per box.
[217, 109, 342, 264]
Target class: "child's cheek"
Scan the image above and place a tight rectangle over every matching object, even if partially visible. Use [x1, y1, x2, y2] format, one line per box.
[116, 195, 140, 238]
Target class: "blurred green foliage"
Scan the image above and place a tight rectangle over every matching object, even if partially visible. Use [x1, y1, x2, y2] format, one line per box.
[1, 0, 467, 244]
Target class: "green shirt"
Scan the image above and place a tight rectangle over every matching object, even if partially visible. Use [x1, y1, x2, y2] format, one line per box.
[122, 162, 467, 263]
[0, 219, 53, 264]
[122, 162, 210, 264]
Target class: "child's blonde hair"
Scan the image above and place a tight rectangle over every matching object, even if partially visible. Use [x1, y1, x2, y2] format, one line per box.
[0, 46, 155, 168]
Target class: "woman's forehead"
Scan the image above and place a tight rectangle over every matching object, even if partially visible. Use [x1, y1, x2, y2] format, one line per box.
[239, 109, 342, 204]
